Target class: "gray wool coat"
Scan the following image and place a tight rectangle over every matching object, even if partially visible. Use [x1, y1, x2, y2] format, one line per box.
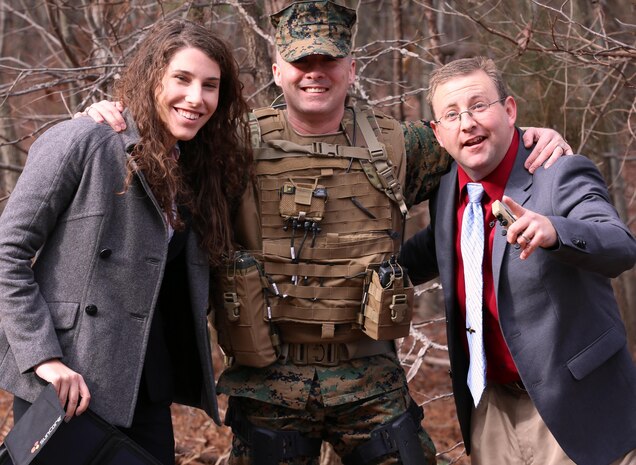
[0, 114, 220, 427]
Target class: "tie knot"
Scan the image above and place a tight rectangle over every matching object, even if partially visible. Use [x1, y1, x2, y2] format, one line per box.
[467, 183, 484, 203]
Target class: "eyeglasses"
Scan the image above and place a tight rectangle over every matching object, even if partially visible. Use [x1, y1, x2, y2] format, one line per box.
[433, 97, 507, 129]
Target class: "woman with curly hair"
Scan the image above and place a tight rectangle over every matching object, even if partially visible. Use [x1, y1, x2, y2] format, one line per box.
[0, 19, 251, 464]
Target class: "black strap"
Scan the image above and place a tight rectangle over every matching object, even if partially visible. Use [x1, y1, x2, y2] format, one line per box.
[343, 400, 426, 465]
[225, 400, 321, 465]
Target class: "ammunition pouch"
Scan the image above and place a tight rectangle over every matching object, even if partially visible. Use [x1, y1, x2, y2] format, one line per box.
[358, 260, 414, 340]
[217, 252, 280, 368]
[225, 399, 321, 465]
[279, 179, 327, 223]
[343, 400, 426, 465]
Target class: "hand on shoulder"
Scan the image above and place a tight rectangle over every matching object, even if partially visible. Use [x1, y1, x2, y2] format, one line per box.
[75, 100, 126, 132]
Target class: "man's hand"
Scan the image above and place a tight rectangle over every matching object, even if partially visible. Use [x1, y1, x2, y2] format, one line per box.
[502, 195, 557, 260]
[34, 359, 91, 421]
[522, 128, 573, 173]
[75, 101, 126, 132]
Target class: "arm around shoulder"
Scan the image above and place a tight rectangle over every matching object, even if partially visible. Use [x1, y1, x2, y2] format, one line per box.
[399, 224, 439, 285]
[401, 120, 451, 208]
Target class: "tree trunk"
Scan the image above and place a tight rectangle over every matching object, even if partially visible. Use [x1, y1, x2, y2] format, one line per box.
[0, 5, 22, 213]
[391, 0, 404, 121]
[238, 1, 279, 108]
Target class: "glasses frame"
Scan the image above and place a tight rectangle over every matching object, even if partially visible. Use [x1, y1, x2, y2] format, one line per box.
[433, 97, 507, 128]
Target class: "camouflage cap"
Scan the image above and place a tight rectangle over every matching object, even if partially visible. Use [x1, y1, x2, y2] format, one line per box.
[271, 1, 357, 62]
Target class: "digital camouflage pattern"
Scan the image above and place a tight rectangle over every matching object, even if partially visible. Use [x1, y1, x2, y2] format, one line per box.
[402, 120, 452, 208]
[221, 7, 449, 458]
[227, 382, 436, 465]
[271, 0, 357, 62]
[217, 353, 406, 410]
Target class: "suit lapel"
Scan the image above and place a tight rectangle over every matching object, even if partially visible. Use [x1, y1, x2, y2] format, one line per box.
[492, 133, 534, 289]
[435, 163, 459, 304]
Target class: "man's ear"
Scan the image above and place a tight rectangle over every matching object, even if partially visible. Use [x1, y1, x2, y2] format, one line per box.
[504, 96, 517, 127]
[272, 62, 282, 87]
[348, 59, 356, 85]
[430, 121, 445, 148]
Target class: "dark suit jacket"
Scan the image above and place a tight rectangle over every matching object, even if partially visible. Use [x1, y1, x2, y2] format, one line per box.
[400, 131, 636, 465]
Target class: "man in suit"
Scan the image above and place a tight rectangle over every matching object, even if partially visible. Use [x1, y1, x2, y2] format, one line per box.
[400, 56, 636, 465]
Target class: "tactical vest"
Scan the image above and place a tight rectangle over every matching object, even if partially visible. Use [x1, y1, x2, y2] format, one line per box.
[218, 106, 414, 367]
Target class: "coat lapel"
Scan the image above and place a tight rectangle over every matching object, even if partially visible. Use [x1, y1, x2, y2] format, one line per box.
[492, 132, 534, 290]
[435, 163, 459, 303]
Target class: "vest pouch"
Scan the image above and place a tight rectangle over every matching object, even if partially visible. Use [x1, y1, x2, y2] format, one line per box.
[217, 252, 279, 368]
[279, 179, 327, 222]
[359, 262, 413, 340]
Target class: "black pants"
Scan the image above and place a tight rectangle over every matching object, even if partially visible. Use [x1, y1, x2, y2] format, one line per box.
[13, 386, 174, 465]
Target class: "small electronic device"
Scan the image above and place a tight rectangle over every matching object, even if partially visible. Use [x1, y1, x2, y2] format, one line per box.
[378, 256, 407, 288]
[492, 200, 516, 226]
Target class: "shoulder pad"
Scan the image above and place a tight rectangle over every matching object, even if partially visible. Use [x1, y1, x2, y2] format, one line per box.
[250, 107, 285, 142]
[252, 107, 280, 119]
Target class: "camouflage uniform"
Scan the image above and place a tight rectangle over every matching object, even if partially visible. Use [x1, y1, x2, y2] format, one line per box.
[227, 381, 435, 465]
[216, 2, 448, 464]
[403, 121, 450, 207]
[271, 0, 356, 61]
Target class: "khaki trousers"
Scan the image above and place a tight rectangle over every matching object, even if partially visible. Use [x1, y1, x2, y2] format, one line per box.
[470, 383, 635, 465]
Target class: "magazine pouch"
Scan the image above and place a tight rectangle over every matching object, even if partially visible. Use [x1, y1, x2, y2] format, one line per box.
[279, 179, 327, 222]
[359, 258, 413, 340]
[217, 252, 279, 368]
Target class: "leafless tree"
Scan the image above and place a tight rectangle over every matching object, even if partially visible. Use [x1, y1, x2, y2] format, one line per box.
[0, 1, 634, 463]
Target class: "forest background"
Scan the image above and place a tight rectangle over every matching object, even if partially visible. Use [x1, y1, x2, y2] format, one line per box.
[0, 1, 634, 464]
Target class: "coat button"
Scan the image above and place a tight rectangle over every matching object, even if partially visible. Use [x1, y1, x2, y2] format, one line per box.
[573, 239, 587, 249]
[99, 248, 112, 258]
[85, 304, 98, 316]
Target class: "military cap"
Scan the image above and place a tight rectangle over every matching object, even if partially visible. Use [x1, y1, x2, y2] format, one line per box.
[271, 1, 357, 62]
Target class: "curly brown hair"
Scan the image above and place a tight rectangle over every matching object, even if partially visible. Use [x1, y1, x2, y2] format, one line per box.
[115, 19, 252, 265]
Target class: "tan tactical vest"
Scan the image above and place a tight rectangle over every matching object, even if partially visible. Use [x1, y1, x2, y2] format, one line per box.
[218, 106, 413, 367]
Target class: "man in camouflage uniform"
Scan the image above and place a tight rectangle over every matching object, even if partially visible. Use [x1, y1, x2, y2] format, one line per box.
[82, 3, 569, 463]
[215, 2, 570, 465]
[215, 3, 439, 464]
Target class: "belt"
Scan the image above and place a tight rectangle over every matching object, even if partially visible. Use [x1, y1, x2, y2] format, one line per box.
[280, 339, 394, 367]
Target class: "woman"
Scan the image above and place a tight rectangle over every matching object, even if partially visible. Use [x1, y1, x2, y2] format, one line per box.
[0, 20, 251, 464]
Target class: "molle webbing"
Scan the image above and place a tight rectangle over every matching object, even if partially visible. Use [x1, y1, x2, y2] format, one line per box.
[252, 108, 408, 217]
[270, 303, 360, 323]
[256, 157, 351, 176]
[248, 107, 283, 144]
[256, 140, 373, 161]
[263, 235, 394, 260]
[249, 106, 405, 342]
[259, 171, 392, 238]
[264, 262, 366, 278]
[275, 283, 361, 301]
